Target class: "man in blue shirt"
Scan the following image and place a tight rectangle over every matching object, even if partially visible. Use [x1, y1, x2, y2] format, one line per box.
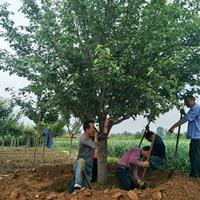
[169, 95, 200, 178]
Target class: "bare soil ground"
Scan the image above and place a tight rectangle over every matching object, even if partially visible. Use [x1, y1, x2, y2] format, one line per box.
[0, 148, 200, 200]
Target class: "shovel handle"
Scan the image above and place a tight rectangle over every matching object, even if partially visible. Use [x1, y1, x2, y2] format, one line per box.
[141, 135, 155, 181]
[81, 170, 92, 190]
[138, 121, 151, 148]
[173, 113, 183, 165]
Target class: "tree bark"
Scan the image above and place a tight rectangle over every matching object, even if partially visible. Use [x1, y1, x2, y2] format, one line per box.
[33, 112, 42, 163]
[42, 137, 45, 162]
[10, 137, 14, 147]
[13, 137, 15, 147]
[1, 137, 4, 149]
[17, 137, 19, 147]
[69, 135, 73, 159]
[13, 137, 16, 147]
[97, 138, 108, 184]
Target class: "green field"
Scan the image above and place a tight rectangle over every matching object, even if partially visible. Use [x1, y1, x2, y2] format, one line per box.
[53, 135, 190, 173]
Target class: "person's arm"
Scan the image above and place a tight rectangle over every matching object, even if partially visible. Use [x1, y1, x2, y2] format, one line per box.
[168, 118, 186, 133]
[128, 151, 149, 168]
[169, 106, 199, 133]
[80, 134, 97, 148]
[184, 106, 199, 122]
[103, 117, 110, 134]
[94, 130, 98, 143]
[130, 164, 139, 181]
[136, 160, 149, 167]
[130, 161, 148, 186]
[97, 117, 111, 141]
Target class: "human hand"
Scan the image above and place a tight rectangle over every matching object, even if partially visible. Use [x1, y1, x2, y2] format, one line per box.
[137, 179, 144, 186]
[180, 108, 186, 115]
[105, 116, 111, 125]
[168, 127, 174, 133]
[94, 130, 98, 143]
[141, 161, 149, 168]
[103, 116, 111, 134]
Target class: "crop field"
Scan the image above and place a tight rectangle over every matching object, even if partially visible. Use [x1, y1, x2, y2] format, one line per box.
[53, 135, 190, 173]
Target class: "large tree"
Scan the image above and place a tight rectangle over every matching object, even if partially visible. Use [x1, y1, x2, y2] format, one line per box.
[0, 0, 200, 183]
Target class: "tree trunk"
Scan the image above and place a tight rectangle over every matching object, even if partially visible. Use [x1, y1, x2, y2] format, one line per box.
[2, 138, 4, 149]
[13, 137, 16, 147]
[17, 137, 20, 147]
[10, 137, 14, 147]
[34, 112, 42, 163]
[26, 136, 29, 151]
[69, 135, 73, 159]
[27, 135, 31, 151]
[96, 117, 113, 184]
[97, 139, 108, 184]
[42, 137, 45, 162]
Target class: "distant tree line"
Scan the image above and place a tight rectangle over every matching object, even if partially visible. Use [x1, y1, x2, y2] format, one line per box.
[111, 126, 186, 138]
[0, 98, 67, 147]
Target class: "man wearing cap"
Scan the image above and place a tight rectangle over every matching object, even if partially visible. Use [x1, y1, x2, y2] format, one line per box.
[169, 94, 200, 178]
[144, 130, 166, 170]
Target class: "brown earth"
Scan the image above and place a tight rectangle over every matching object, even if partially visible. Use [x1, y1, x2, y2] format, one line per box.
[0, 148, 200, 200]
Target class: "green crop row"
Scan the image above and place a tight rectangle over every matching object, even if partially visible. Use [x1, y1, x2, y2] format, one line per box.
[53, 136, 190, 173]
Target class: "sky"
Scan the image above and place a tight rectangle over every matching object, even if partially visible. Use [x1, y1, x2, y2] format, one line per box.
[0, 0, 189, 133]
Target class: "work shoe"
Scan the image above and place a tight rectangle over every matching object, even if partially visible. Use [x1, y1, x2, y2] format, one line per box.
[74, 184, 82, 191]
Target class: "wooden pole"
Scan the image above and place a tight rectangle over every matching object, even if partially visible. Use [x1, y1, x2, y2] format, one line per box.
[168, 113, 183, 178]
[42, 136, 45, 162]
[138, 121, 150, 148]
[141, 135, 155, 182]
[33, 112, 42, 163]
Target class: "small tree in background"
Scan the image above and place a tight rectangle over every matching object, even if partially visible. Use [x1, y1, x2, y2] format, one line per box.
[0, 98, 22, 147]
[156, 126, 165, 137]
[66, 117, 81, 159]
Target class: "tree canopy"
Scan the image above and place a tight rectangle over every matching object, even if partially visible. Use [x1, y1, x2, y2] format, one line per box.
[0, 0, 200, 125]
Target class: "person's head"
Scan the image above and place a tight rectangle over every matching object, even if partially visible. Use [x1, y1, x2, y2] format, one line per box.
[83, 120, 95, 137]
[141, 146, 150, 158]
[144, 131, 155, 142]
[184, 95, 196, 108]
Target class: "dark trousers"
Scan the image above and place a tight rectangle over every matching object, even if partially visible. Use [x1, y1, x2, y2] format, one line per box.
[91, 158, 97, 182]
[189, 140, 200, 178]
[115, 167, 139, 191]
[149, 156, 164, 170]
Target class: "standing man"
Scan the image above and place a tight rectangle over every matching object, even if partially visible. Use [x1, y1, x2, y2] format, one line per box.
[73, 120, 98, 190]
[169, 95, 200, 178]
[71, 117, 109, 192]
[116, 146, 150, 191]
[144, 131, 166, 170]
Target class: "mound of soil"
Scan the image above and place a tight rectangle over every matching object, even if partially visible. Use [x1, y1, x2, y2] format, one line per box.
[0, 161, 200, 200]
[0, 149, 200, 200]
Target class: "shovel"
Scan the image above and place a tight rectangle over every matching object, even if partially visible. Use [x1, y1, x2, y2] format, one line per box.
[81, 170, 92, 190]
[167, 112, 183, 178]
[140, 135, 155, 189]
[138, 121, 151, 148]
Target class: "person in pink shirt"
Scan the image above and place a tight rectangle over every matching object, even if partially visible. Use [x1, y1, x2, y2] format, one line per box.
[116, 146, 150, 190]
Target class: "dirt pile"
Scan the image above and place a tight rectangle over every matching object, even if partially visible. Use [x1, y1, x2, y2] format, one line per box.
[0, 161, 200, 200]
[0, 164, 200, 200]
[66, 175, 200, 200]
